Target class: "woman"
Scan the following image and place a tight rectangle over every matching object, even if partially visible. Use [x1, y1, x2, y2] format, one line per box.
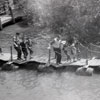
[13, 33, 22, 60]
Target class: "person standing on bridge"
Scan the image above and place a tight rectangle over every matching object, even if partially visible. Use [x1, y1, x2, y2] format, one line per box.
[13, 33, 22, 60]
[49, 35, 62, 65]
[26, 37, 34, 59]
[73, 37, 80, 60]
[20, 36, 28, 60]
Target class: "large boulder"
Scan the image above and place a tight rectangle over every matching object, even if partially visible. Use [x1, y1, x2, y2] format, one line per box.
[2, 61, 19, 70]
[76, 66, 94, 76]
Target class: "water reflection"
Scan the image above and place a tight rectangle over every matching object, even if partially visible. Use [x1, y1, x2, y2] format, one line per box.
[0, 70, 100, 100]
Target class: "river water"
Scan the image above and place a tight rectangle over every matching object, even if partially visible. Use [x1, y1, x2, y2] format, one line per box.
[0, 70, 100, 100]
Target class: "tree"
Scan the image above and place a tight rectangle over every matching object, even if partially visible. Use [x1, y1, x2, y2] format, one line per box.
[13, 0, 100, 44]
[13, 0, 39, 26]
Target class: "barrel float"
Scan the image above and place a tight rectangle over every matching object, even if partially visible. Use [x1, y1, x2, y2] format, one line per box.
[2, 61, 19, 70]
[76, 65, 94, 76]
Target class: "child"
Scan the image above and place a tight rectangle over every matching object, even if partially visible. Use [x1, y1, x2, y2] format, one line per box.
[26, 37, 33, 59]
[13, 33, 22, 60]
[20, 36, 28, 60]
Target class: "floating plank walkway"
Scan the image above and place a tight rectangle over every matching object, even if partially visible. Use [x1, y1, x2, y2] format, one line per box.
[0, 53, 100, 67]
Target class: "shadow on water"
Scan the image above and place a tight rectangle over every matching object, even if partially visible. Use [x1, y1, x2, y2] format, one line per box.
[1, 60, 100, 100]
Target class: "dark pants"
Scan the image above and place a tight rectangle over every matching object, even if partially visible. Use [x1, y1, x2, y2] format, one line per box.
[22, 48, 28, 59]
[0, 48, 2, 53]
[28, 47, 33, 55]
[53, 48, 61, 64]
[14, 46, 22, 60]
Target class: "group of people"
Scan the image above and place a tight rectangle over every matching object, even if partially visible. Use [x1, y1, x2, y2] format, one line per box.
[49, 35, 80, 65]
[13, 32, 80, 64]
[13, 33, 33, 60]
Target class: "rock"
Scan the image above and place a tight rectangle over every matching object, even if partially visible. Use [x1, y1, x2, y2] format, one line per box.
[20, 61, 44, 70]
[38, 63, 54, 72]
[86, 68, 94, 76]
[2, 61, 19, 70]
[38, 64, 46, 72]
[38, 64, 45, 70]
[0, 59, 8, 67]
[76, 66, 94, 76]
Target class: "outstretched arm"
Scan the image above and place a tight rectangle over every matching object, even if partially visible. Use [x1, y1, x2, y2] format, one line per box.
[48, 39, 55, 49]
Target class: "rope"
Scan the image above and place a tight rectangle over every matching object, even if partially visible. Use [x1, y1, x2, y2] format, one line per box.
[79, 42, 100, 54]
[90, 43, 100, 49]
[0, 45, 12, 48]
[1, 38, 100, 58]
[0, 39, 12, 40]
[49, 42, 100, 61]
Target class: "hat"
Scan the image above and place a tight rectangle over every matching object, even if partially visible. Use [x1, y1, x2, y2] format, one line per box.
[16, 33, 20, 35]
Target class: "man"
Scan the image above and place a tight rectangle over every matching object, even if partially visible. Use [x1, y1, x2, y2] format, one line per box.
[20, 36, 28, 60]
[49, 35, 62, 64]
[26, 37, 33, 59]
[13, 33, 22, 60]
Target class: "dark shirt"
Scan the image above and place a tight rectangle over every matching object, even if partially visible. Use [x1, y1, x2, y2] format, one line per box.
[26, 39, 33, 47]
[20, 41, 27, 49]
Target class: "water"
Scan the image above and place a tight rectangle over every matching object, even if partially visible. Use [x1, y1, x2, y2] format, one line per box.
[0, 70, 100, 100]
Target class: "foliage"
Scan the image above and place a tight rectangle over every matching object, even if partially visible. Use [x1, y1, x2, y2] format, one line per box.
[13, 0, 40, 26]
[49, 0, 100, 44]
[22, 8, 39, 26]
[12, 0, 100, 44]
[13, 0, 27, 9]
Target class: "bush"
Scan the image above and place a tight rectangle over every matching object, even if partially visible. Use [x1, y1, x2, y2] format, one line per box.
[13, 0, 39, 26]
[22, 8, 39, 26]
[13, 0, 100, 45]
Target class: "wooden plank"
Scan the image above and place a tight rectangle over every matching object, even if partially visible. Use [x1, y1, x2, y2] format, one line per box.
[0, 53, 100, 66]
[0, 15, 12, 24]
[13, 60, 28, 64]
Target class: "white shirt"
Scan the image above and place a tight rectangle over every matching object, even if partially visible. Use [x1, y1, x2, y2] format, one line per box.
[52, 38, 61, 48]
[13, 36, 21, 47]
